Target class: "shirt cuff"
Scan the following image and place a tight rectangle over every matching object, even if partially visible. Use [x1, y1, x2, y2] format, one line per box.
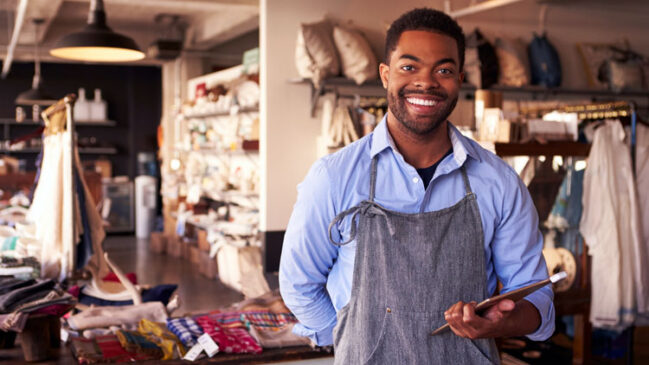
[523, 289, 555, 341]
[292, 322, 335, 346]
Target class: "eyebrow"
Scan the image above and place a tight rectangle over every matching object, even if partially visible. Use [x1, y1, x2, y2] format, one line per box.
[398, 54, 457, 67]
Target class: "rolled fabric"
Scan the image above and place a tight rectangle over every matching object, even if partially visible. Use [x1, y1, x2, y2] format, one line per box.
[67, 301, 168, 331]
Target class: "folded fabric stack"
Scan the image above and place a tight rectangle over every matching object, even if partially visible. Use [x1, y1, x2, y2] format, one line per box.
[0, 278, 75, 332]
[195, 315, 262, 354]
[70, 318, 187, 363]
[67, 291, 311, 363]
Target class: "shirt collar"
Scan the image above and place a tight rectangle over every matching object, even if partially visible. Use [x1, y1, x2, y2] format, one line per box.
[370, 116, 482, 164]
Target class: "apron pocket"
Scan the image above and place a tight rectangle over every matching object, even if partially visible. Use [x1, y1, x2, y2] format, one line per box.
[361, 310, 389, 365]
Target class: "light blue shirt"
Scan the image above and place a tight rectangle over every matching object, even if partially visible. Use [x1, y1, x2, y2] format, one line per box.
[279, 118, 555, 346]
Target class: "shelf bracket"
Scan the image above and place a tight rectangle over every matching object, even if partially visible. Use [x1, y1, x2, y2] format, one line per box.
[310, 83, 325, 117]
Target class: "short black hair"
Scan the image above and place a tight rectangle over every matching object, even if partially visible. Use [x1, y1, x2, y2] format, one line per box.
[384, 8, 465, 71]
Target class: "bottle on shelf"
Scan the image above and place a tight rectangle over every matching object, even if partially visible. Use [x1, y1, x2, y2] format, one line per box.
[89, 88, 107, 121]
[74, 88, 90, 121]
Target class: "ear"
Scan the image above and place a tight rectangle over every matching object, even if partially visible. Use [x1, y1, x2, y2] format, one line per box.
[458, 71, 465, 84]
[379, 63, 390, 89]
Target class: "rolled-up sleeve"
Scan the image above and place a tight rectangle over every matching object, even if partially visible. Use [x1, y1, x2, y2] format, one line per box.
[492, 170, 555, 341]
[279, 160, 339, 346]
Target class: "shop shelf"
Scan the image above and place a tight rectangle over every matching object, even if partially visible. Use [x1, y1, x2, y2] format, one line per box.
[0, 146, 118, 155]
[495, 141, 591, 157]
[0, 118, 117, 126]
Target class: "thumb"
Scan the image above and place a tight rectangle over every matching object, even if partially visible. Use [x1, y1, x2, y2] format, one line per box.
[497, 299, 515, 313]
[483, 299, 515, 322]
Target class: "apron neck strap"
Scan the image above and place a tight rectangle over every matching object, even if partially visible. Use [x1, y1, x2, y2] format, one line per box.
[369, 155, 378, 202]
[460, 165, 473, 195]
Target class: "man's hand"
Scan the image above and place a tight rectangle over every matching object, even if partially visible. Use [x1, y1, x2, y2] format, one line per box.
[444, 299, 540, 339]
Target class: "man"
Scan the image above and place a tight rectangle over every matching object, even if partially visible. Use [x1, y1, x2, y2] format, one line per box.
[279, 8, 554, 364]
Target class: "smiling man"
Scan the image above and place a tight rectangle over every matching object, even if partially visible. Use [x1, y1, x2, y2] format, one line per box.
[279, 8, 554, 364]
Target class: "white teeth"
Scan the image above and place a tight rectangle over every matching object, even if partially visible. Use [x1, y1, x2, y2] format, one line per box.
[406, 97, 437, 106]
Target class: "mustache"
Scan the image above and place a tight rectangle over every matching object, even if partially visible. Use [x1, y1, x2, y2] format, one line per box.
[398, 88, 447, 99]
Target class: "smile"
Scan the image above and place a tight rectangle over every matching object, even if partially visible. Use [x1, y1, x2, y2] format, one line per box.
[406, 97, 437, 107]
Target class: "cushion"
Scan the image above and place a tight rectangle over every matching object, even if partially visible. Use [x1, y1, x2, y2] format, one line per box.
[495, 37, 530, 87]
[295, 19, 339, 87]
[333, 25, 378, 85]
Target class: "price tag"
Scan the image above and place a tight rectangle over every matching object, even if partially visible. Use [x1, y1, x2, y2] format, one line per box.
[197, 333, 220, 357]
[183, 343, 204, 361]
[60, 328, 70, 343]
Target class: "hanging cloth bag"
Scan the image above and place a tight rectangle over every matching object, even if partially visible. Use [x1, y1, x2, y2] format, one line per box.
[528, 33, 562, 87]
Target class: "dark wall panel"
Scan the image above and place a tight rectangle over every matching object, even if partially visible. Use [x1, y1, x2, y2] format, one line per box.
[0, 62, 161, 178]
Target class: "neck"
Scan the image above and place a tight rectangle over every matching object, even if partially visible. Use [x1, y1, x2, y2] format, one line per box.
[386, 111, 452, 169]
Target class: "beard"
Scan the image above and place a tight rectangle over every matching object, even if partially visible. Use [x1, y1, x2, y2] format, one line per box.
[387, 86, 458, 136]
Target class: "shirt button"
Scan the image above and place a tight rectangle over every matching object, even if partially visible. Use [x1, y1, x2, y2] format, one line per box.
[412, 177, 419, 184]
[386, 307, 392, 313]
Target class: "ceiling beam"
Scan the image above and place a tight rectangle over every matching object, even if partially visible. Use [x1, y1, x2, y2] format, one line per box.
[2, 0, 28, 78]
[63, 0, 258, 12]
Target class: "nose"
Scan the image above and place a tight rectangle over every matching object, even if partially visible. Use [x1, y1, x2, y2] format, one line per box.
[413, 72, 440, 89]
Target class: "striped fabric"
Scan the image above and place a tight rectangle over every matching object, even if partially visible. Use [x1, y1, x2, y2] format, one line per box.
[208, 311, 246, 329]
[166, 317, 204, 348]
[241, 311, 298, 331]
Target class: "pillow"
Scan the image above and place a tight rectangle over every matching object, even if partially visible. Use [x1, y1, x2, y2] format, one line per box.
[295, 19, 339, 87]
[495, 37, 530, 87]
[333, 25, 378, 85]
[607, 60, 644, 92]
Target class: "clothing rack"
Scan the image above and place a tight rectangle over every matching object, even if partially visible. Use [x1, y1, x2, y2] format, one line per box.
[41, 94, 77, 279]
[519, 100, 641, 173]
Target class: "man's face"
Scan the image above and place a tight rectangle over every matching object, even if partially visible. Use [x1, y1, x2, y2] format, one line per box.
[379, 30, 464, 136]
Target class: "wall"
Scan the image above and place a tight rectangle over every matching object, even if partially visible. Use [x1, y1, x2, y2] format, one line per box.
[261, 0, 649, 269]
[0, 62, 161, 178]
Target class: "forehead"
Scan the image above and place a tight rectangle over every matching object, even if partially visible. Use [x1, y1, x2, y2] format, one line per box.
[391, 30, 459, 64]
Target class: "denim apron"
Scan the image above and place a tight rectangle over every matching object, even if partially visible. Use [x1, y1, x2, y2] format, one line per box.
[329, 155, 500, 364]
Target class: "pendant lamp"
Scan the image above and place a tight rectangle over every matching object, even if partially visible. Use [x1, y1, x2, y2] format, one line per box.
[15, 18, 56, 106]
[49, 0, 145, 62]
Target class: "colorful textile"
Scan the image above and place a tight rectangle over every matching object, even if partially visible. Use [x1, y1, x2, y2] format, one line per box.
[137, 319, 186, 360]
[166, 317, 203, 348]
[94, 334, 137, 362]
[208, 311, 246, 328]
[115, 330, 163, 360]
[241, 311, 297, 330]
[195, 315, 262, 354]
[70, 337, 103, 364]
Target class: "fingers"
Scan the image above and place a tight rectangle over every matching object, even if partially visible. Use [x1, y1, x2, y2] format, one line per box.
[444, 300, 516, 339]
[445, 301, 485, 339]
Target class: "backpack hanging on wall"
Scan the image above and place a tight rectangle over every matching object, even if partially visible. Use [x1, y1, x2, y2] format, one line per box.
[465, 29, 500, 89]
[528, 33, 562, 87]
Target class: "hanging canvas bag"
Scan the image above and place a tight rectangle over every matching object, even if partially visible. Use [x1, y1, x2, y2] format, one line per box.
[465, 29, 500, 89]
[528, 33, 562, 87]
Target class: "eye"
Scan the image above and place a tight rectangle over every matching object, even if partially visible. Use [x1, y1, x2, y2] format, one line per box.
[400, 65, 415, 72]
[437, 68, 454, 75]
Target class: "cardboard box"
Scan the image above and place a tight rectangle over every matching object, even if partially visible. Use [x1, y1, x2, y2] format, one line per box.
[149, 232, 167, 254]
[198, 251, 218, 279]
[166, 236, 182, 258]
[163, 213, 177, 237]
[182, 239, 196, 260]
[197, 229, 210, 252]
[189, 246, 201, 265]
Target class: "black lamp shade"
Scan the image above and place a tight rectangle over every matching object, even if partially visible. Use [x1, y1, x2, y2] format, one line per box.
[49, 0, 145, 62]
